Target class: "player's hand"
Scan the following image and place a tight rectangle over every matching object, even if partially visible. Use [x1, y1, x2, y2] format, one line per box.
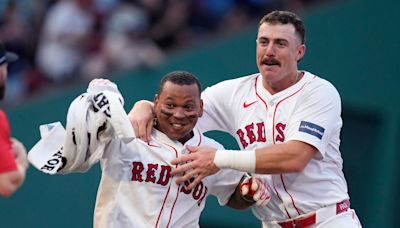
[88, 78, 113, 87]
[11, 138, 29, 171]
[171, 145, 219, 190]
[240, 176, 270, 206]
[128, 100, 154, 142]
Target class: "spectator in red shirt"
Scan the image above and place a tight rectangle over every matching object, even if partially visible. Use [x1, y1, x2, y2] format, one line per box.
[0, 42, 28, 197]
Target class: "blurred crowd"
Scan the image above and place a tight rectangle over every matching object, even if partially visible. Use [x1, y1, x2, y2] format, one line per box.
[0, 0, 325, 106]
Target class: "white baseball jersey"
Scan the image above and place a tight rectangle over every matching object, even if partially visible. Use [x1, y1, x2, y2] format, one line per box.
[93, 127, 243, 228]
[198, 71, 349, 223]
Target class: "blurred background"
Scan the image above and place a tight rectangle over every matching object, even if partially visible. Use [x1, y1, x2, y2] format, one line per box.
[0, 0, 399, 227]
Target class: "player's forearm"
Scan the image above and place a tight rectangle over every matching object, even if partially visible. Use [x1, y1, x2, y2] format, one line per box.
[255, 143, 306, 173]
[129, 100, 155, 142]
[132, 100, 154, 115]
[15, 154, 29, 172]
[16, 162, 27, 183]
[214, 141, 316, 174]
[255, 141, 317, 173]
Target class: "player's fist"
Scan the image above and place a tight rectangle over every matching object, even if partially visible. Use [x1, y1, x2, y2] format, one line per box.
[240, 176, 271, 206]
[87, 78, 122, 104]
[88, 78, 113, 87]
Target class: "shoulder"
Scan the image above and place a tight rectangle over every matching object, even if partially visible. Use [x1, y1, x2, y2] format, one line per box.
[303, 72, 341, 101]
[0, 110, 9, 129]
[203, 73, 258, 92]
[201, 73, 259, 104]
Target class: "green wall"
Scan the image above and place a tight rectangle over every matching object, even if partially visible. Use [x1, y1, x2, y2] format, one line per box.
[1, 0, 399, 227]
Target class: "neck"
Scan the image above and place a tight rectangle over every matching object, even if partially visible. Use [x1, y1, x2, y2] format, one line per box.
[263, 71, 303, 94]
[178, 131, 194, 144]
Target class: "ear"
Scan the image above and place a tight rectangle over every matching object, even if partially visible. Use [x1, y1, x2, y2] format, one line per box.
[296, 44, 306, 62]
[198, 99, 204, 117]
[153, 94, 159, 106]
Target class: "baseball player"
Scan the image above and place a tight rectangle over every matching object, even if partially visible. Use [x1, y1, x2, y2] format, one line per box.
[0, 43, 28, 197]
[129, 11, 362, 228]
[29, 72, 271, 227]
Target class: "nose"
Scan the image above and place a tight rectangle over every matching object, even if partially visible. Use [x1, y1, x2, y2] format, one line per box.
[173, 108, 185, 119]
[265, 43, 275, 57]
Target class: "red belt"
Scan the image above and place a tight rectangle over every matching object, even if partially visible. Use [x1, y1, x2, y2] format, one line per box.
[278, 199, 350, 228]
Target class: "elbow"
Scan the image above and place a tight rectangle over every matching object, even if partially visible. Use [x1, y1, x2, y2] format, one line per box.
[291, 166, 305, 173]
[289, 161, 308, 173]
[287, 150, 314, 173]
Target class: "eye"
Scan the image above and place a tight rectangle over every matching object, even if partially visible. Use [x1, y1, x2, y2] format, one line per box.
[184, 105, 194, 111]
[165, 103, 174, 109]
[276, 40, 287, 47]
[257, 39, 268, 47]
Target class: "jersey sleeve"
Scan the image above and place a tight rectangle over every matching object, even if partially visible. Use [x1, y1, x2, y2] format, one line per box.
[197, 81, 236, 133]
[207, 169, 244, 206]
[0, 111, 18, 173]
[201, 137, 244, 205]
[285, 80, 342, 159]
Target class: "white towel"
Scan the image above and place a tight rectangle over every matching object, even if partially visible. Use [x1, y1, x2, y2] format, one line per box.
[27, 122, 66, 174]
[28, 79, 134, 174]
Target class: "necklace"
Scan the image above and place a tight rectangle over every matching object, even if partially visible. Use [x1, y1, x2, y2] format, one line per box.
[295, 71, 302, 83]
[292, 72, 299, 84]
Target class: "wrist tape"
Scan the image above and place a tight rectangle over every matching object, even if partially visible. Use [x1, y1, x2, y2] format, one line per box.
[214, 150, 256, 173]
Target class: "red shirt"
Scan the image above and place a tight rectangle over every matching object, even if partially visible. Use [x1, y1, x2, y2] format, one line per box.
[0, 110, 17, 173]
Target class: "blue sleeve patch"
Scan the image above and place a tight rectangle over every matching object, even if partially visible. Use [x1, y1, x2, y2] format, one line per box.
[298, 121, 325, 139]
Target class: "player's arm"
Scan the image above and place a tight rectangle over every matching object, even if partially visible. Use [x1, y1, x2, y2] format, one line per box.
[128, 100, 154, 142]
[12, 138, 29, 173]
[171, 141, 317, 190]
[255, 140, 316, 173]
[0, 169, 24, 197]
[0, 139, 28, 197]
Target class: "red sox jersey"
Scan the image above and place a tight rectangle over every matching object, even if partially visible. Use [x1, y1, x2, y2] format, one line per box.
[0, 110, 17, 173]
[94, 127, 243, 228]
[198, 71, 349, 222]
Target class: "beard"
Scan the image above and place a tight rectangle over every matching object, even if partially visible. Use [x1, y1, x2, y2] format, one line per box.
[0, 84, 5, 100]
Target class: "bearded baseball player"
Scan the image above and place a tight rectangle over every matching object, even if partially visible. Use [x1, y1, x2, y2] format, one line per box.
[0, 43, 28, 197]
[129, 11, 362, 228]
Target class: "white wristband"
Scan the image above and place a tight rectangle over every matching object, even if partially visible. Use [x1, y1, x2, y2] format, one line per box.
[214, 150, 256, 173]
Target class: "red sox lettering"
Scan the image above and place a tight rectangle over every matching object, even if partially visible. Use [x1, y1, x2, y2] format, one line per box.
[180, 179, 208, 206]
[275, 123, 286, 142]
[131, 161, 208, 205]
[236, 122, 266, 148]
[236, 121, 286, 148]
[131, 162, 171, 186]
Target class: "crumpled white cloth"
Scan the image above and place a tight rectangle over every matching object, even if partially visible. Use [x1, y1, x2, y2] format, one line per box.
[28, 79, 134, 174]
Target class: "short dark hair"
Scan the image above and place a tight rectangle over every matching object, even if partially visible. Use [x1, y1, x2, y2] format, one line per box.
[158, 71, 201, 96]
[259, 10, 305, 44]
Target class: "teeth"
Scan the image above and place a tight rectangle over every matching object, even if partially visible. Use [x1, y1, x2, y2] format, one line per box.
[172, 123, 183, 127]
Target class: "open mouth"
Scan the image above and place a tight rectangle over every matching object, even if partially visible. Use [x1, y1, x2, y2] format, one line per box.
[170, 123, 186, 129]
